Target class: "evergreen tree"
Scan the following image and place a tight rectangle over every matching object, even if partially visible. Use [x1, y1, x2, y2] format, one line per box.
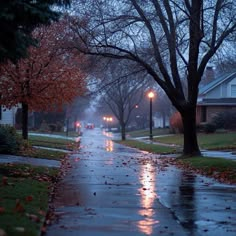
[0, 0, 70, 62]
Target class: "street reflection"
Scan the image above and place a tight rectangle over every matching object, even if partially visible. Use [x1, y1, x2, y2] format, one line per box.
[102, 130, 113, 137]
[105, 139, 113, 152]
[137, 161, 159, 235]
[75, 137, 81, 143]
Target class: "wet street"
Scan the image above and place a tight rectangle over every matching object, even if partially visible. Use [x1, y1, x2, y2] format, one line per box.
[46, 128, 236, 236]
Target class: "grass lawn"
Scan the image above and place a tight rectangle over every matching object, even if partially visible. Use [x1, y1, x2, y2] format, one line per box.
[28, 135, 78, 151]
[116, 140, 180, 154]
[15, 135, 73, 161]
[28, 130, 80, 137]
[0, 133, 78, 235]
[20, 148, 66, 161]
[175, 156, 236, 184]
[153, 132, 236, 150]
[127, 128, 170, 138]
[0, 164, 58, 236]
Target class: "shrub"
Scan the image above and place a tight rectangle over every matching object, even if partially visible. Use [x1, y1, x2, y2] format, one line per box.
[0, 126, 22, 154]
[39, 120, 49, 132]
[169, 112, 183, 133]
[170, 111, 201, 134]
[56, 122, 62, 132]
[211, 110, 236, 130]
[203, 123, 216, 133]
[48, 124, 56, 132]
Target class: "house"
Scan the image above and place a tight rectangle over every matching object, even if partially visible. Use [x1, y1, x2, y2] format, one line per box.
[197, 71, 236, 123]
[0, 106, 17, 126]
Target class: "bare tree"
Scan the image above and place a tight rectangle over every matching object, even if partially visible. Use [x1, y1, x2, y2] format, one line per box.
[99, 61, 149, 140]
[70, 0, 236, 156]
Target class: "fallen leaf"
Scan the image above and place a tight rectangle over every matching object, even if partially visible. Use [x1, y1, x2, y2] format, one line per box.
[0, 228, 7, 236]
[26, 213, 40, 222]
[0, 207, 5, 214]
[2, 176, 8, 186]
[14, 199, 25, 213]
[38, 210, 46, 216]
[41, 226, 47, 233]
[14, 227, 25, 233]
[25, 195, 33, 202]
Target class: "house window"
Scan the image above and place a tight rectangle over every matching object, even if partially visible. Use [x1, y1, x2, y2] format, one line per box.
[231, 84, 236, 97]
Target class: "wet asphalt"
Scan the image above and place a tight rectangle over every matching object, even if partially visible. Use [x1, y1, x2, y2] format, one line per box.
[44, 129, 236, 236]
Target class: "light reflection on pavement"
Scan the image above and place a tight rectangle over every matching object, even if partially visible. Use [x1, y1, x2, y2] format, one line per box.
[137, 161, 159, 235]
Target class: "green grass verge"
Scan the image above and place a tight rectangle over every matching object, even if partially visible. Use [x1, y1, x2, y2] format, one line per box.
[197, 133, 236, 149]
[28, 135, 76, 150]
[176, 156, 236, 183]
[154, 132, 236, 150]
[115, 140, 180, 154]
[153, 134, 183, 146]
[28, 131, 80, 137]
[0, 164, 59, 236]
[20, 148, 66, 161]
[127, 128, 170, 138]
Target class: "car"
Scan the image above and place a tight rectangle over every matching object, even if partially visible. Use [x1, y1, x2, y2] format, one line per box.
[85, 123, 94, 129]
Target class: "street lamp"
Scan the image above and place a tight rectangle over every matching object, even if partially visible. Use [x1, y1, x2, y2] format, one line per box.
[147, 91, 155, 140]
[103, 116, 113, 131]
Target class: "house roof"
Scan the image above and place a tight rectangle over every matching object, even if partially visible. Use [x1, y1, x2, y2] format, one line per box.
[199, 71, 236, 95]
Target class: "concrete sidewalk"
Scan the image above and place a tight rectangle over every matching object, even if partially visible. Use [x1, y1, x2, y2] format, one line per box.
[45, 129, 236, 236]
[132, 135, 236, 160]
[0, 154, 60, 167]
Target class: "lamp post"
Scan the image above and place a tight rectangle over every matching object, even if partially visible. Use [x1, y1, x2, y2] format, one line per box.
[148, 91, 154, 140]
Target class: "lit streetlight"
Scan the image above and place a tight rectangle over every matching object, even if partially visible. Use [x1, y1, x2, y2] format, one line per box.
[147, 91, 155, 140]
[103, 116, 113, 131]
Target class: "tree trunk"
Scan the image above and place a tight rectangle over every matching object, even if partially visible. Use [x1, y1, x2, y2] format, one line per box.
[163, 112, 166, 128]
[120, 122, 126, 140]
[22, 102, 29, 140]
[181, 107, 201, 156]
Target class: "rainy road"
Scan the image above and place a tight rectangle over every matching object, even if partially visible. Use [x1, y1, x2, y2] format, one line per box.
[46, 128, 236, 236]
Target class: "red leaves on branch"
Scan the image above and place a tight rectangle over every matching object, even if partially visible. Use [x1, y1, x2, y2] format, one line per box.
[0, 17, 87, 111]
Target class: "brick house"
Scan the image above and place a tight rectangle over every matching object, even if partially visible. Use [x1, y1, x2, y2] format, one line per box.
[197, 71, 236, 123]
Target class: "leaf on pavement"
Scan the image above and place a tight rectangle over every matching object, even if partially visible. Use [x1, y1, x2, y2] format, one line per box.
[14, 199, 25, 213]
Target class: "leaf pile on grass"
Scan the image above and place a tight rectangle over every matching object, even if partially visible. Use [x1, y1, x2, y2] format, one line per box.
[174, 157, 236, 184]
[0, 164, 58, 236]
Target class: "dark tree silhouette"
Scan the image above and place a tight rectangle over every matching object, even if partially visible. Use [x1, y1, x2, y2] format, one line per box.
[70, 0, 236, 156]
[0, 0, 70, 62]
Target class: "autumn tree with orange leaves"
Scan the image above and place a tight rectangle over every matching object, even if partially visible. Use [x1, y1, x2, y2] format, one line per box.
[0, 19, 87, 139]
